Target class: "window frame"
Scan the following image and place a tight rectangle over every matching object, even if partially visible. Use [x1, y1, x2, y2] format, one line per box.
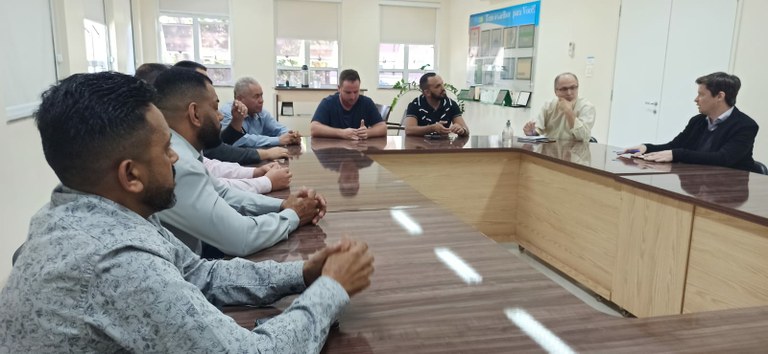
[275, 39, 339, 88]
[378, 43, 435, 88]
[158, 12, 232, 86]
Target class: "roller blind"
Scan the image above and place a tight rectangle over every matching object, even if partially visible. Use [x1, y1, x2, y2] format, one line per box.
[380, 5, 436, 45]
[159, 0, 229, 16]
[0, 0, 57, 121]
[276, 0, 339, 40]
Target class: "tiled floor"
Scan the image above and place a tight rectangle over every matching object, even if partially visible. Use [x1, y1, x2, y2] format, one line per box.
[500, 242, 624, 317]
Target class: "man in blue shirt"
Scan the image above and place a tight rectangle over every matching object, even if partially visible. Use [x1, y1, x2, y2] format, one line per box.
[220, 77, 302, 148]
[311, 69, 386, 140]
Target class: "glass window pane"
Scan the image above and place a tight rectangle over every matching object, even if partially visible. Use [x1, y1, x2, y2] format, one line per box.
[207, 67, 232, 86]
[276, 69, 303, 87]
[378, 71, 404, 87]
[407, 72, 423, 84]
[379, 43, 404, 70]
[311, 70, 338, 87]
[160, 19, 194, 64]
[309, 40, 338, 68]
[408, 44, 434, 71]
[83, 19, 110, 73]
[199, 20, 230, 65]
[276, 38, 304, 67]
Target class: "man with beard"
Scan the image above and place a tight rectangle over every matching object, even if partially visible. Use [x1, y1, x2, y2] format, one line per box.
[403, 73, 469, 137]
[154, 68, 326, 257]
[311, 69, 387, 140]
[523, 72, 595, 141]
[0, 72, 375, 352]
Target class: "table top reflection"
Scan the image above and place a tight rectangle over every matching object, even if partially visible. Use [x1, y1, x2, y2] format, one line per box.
[220, 136, 768, 352]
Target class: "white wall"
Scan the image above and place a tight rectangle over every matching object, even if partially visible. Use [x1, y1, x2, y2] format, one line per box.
[732, 0, 768, 163]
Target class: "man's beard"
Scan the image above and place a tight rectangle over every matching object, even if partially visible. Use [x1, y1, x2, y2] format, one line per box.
[198, 116, 222, 149]
[142, 166, 177, 212]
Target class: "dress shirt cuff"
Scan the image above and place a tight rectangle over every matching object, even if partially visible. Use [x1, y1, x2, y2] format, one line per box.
[234, 167, 257, 179]
[254, 176, 272, 193]
[269, 136, 281, 146]
[305, 276, 350, 312]
[282, 260, 309, 292]
[279, 208, 301, 230]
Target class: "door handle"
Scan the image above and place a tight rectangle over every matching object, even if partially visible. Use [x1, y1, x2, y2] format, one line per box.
[644, 101, 658, 106]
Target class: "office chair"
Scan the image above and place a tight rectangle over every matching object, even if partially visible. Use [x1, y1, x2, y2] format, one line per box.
[754, 161, 768, 175]
[589, 137, 597, 143]
[375, 103, 404, 132]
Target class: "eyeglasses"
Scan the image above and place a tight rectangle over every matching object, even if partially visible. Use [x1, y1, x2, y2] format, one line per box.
[556, 85, 579, 93]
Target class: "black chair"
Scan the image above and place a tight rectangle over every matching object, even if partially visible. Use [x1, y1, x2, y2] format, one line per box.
[589, 136, 598, 143]
[754, 161, 768, 175]
[375, 103, 404, 132]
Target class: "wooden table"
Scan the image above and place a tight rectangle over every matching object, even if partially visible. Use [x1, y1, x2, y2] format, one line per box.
[224, 136, 768, 352]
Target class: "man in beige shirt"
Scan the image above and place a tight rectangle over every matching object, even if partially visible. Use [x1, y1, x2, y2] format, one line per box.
[523, 72, 596, 141]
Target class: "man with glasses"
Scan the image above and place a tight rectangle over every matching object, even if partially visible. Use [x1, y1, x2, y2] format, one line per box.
[523, 72, 595, 141]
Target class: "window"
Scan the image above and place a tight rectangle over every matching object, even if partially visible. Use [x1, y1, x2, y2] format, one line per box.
[379, 44, 434, 88]
[275, 0, 339, 88]
[84, 19, 110, 73]
[379, 5, 437, 87]
[159, 14, 232, 85]
[275, 39, 339, 88]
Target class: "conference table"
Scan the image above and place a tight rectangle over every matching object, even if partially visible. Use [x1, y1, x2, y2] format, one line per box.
[224, 135, 768, 353]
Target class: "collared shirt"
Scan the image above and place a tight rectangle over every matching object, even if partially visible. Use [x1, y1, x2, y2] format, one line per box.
[220, 103, 289, 147]
[0, 185, 348, 353]
[405, 95, 462, 127]
[535, 97, 596, 141]
[157, 130, 299, 257]
[202, 157, 272, 194]
[706, 106, 734, 131]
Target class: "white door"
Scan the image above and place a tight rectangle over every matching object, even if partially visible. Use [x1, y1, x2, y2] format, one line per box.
[608, 0, 737, 148]
[607, 0, 672, 148]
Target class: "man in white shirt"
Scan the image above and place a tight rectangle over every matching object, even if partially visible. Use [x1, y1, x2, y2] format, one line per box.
[523, 72, 596, 141]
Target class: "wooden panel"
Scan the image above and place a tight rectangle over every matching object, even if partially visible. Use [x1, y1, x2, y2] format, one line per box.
[612, 185, 693, 317]
[516, 155, 620, 298]
[684, 207, 768, 313]
[371, 152, 519, 242]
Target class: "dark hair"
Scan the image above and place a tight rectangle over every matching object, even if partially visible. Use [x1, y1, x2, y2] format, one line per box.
[419, 72, 438, 91]
[173, 60, 207, 72]
[135, 63, 170, 85]
[554, 72, 579, 87]
[154, 67, 212, 114]
[35, 72, 156, 190]
[338, 69, 360, 85]
[696, 72, 740, 107]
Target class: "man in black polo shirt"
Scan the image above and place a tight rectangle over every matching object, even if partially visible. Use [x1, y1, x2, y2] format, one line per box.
[403, 73, 469, 137]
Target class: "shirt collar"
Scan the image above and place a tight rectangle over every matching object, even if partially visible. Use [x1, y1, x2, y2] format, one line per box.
[706, 106, 734, 131]
[170, 129, 203, 161]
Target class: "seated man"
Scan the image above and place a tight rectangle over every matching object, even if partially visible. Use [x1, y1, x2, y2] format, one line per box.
[220, 77, 301, 148]
[622, 72, 759, 172]
[523, 72, 595, 141]
[173, 60, 290, 163]
[403, 73, 469, 137]
[154, 68, 326, 257]
[311, 69, 386, 140]
[135, 63, 291, 194]
[0, 72, 374, 352]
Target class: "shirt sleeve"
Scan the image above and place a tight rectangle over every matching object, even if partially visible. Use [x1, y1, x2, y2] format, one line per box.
[203, 157, 255, 179]
[363, 98, 383, 127]
[405, 100, 418, 118]
[534, 101, 549, 136]
[203, 143, 263, 165]
[570, 101, 596, 142]
[311, 97, 332, 125]
[216, 176, 272, 194]
[158, 157, 299, 257]
[89, 242, 348, 353]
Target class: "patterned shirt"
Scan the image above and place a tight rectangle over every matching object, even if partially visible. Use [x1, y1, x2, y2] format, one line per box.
[0, 185, 348, 353]
[405, 95, 462, 128]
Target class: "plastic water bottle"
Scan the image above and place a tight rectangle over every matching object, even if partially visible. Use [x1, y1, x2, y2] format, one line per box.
[502, 120, 513, 140]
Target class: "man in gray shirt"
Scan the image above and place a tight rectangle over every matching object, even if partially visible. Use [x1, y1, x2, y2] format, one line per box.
[0, 72, 374, 353]
[154, 68, 325, 257]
